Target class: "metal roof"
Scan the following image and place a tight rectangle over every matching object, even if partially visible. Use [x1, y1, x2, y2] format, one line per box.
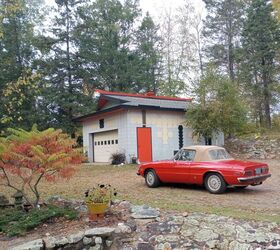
[74, 91, 191, 122]
[104, 94, 189, 110]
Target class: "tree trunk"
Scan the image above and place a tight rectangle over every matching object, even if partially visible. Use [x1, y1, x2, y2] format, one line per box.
[262, 59, 272, 129]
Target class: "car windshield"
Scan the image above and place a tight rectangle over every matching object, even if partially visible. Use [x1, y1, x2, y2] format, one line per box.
[174, 149, 196, 161]
[208, 149, 232, 160]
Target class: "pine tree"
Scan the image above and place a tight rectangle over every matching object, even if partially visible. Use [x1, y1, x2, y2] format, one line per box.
[37, 0, 95, 136]
[134, 12, 161, 93]
[241, 0, 280, 128]
[203, 0, 246, 81]
[75, 0, 141, 92]
[0, 0, 44, 132]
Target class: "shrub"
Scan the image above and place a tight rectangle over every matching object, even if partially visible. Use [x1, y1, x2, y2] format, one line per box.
[0, 205, 77, 237]
[110, 152, 126, 165]
[0, 126, 84, 207]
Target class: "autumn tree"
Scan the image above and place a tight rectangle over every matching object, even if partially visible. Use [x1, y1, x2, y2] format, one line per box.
[0, 126, 83, 207]
[186, 66, 247, 142]
[0, 73, 41, 133]
[272, 0, 280, 21]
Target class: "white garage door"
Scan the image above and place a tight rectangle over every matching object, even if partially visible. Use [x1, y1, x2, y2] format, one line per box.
[93, 130, 119, 163]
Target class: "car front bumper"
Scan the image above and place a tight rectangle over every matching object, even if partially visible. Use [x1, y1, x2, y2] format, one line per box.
[237, 173, 271, 183]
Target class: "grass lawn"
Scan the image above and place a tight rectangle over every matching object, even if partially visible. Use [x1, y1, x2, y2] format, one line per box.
[1, 160, 280, 224]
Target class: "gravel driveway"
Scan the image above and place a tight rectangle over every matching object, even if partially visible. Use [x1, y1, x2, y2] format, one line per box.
[1, 160, 279, 221]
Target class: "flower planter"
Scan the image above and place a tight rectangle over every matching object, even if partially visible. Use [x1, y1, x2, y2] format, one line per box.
[86, 202, 109, 221]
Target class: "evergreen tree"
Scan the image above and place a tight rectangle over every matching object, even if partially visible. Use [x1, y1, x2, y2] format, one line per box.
[134, 12, 161, 93]
[203, 0, 246, 81]
[241, 0, 280, 128]
[0, 0, 44, 132]
[37, 0, 95, 136]
[75, 0, 142, 92]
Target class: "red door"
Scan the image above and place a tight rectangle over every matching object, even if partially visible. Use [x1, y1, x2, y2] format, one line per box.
[137, 127, 152, 163]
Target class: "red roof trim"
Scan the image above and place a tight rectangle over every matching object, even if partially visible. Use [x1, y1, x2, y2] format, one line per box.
[95, 89, 192, 102]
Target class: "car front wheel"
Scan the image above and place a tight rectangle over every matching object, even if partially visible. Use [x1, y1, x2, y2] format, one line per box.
[205, 173, 227, 194]
[145, 170, 160, 188]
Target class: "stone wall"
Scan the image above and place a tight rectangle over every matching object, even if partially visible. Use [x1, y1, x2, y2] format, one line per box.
[9, 201, 280, 250]
[225, 137, 280, 160]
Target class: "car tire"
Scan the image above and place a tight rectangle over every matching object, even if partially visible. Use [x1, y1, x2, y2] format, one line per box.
[145, 169, 160, 188]
[204, 173, 227, 194]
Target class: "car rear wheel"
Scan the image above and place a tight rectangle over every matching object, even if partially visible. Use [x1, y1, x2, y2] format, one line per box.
[145, 170, 160, 188]
[205, 173, 227, 194]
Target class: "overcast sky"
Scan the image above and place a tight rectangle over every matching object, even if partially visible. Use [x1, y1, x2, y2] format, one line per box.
[45, 0, 205, 18]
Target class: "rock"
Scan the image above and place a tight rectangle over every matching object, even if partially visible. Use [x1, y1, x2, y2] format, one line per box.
[156, 242, 172, 250]
[67, 231, 84, 244]
[206, 240, 219, 249]
[44, 236, 57, 249]
[85, 227, 115, 237]
[131, 205, 160, 219]
[106, 240, 113, 247]
[54, 236, 69, 246]
[83, 236, 93, 245]
[193, 229, 219, 242]
[119, 200, 132, 209]
[267, 240, 280, 250]
[229, 241, 251, 250]
[89, 245, 103, 250]
[137, 242, 154, 250]
[95, 237, 103, 244]
[115, 223, 132, 234]
[11, 239, 44, 250]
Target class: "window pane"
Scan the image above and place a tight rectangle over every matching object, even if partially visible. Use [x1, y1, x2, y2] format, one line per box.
[115, 139, 118, 144]
[112, 140, 114, 144]
[176, 149, 196, 161]
[209, 149, 231, 160]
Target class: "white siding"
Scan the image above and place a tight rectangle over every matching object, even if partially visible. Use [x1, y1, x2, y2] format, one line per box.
[82, 111, 128, 162]
[82, 108, 225, 163]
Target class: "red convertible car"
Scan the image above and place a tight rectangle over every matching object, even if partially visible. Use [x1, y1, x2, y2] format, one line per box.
[137, 146, 271, 194]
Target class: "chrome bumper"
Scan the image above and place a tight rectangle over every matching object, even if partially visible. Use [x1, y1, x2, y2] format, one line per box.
[238, 174, 271, 183]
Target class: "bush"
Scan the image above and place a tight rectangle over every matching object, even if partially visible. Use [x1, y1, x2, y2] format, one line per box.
[0, 205, 77, 236]
[0, 126, 84, 207]
[110, 152, 126, 165]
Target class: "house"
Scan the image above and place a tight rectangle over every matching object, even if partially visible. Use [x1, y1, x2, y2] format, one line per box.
[75, 90, 224, 163]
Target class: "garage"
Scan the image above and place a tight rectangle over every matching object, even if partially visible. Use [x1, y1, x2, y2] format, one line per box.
[93, 129, 119, 162]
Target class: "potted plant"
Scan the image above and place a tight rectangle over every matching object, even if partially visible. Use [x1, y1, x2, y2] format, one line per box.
[85, 184, 117, 220]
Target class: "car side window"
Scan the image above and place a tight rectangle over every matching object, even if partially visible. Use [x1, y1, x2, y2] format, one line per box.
[174, 149, 196, 161]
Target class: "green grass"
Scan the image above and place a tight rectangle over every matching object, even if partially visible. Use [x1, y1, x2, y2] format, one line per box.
[0, 205, 77, 237]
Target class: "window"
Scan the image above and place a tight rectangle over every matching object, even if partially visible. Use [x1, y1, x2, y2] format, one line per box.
[94, 142, 97, 146]
[101, 141, 103, 145]
[174, 149, 196, 161]
[104, 141, 107, 145]
[112, 140, 114, 144]
[99, 119, 104, 128]
[209, 149, 231, 160]
[115, 139, 118, 144]
[108, 140, 110, 145]
[98, 141, 100, 145]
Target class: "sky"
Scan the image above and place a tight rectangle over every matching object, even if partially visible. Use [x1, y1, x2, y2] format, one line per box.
[45, 0, 205, 18]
